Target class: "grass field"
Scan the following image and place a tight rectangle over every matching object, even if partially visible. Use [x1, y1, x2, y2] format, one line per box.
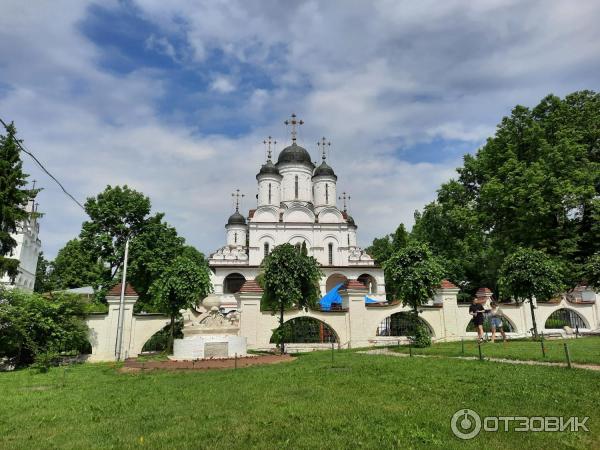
[1, 350, 598, 449]
[393, 336, 600, 365]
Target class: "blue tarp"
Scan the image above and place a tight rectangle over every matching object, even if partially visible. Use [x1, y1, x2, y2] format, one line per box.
[319, 284, 385, 310]
[319, 282, 345, 310]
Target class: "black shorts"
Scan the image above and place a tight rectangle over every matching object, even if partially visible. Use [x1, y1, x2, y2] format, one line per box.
[474, 316, 484, 326]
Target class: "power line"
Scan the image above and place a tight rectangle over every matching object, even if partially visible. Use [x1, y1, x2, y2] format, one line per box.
[0, 118, 86, 211]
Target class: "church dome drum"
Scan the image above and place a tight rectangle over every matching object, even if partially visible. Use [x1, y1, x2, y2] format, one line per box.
[276, 143, 314, 168]
[257, 160, 281, 177]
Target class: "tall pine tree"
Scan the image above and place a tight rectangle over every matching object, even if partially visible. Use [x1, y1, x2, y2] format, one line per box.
[0, 122, 32, 281]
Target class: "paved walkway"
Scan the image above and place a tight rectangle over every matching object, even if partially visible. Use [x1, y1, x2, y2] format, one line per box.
[359, 348, 600, 371]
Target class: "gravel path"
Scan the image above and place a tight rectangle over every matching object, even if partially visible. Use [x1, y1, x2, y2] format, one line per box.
[359, 348, 600, 371]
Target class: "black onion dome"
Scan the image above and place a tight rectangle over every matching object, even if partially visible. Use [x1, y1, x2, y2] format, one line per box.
[257, 160, 280, 177]
[313, 161, 337, 178]
[227, 211, 246, 226]
[276, 143, 314, 167]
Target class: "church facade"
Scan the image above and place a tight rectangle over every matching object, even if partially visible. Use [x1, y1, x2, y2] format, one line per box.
[208, 115, 385, 310]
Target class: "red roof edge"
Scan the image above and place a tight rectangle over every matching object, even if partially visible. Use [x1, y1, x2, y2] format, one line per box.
[345, 279, 368, 290]
[239, 279, 264, 293]
[440, 279, 458, 289]
[107, 282, 138, 297]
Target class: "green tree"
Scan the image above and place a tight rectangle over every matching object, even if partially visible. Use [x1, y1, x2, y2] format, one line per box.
[126, 217, 185, 308]
[383, 241, 445, 313]
[0, 123, 34, 280]
[149, 256, 212, 353]
[498, 248, 564, 338]
[48, 239, 105, 290]
[33, 252, 52, 293]
[0, 288, 89, 367]
[79, 185, 154, 291]
[366, 224, 410, 266]
[581, 253, 600, 290]
[260, 243, 322, 353]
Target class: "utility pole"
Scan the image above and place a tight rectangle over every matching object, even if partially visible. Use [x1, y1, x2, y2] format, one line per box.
[115, 236, 130, 361]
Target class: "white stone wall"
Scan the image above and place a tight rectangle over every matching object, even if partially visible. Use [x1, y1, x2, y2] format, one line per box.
[85, 288, 600, 361]
[86, 293, 169, 361]
[237, 288, 600, 350]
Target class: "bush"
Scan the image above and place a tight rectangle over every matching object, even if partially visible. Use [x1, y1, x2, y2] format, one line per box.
[30, 351, 59, 373]
[0, 288, 90, 367]
[411, 324, 432, 348]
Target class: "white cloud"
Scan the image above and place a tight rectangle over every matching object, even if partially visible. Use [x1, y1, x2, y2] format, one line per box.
[209, 75, 236, 94]
[1, 0, 599, 260]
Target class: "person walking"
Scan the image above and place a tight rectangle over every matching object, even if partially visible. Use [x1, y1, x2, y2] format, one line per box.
[489, 301, 507, 343]
[469, 297, 485, 342]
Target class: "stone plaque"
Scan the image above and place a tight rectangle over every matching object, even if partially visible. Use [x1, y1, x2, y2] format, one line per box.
[204, 342, 229, 358]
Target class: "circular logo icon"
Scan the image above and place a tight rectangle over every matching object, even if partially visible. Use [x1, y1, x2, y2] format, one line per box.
[451, 409, 481, 440]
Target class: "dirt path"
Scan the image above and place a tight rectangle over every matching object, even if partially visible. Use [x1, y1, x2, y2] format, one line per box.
[122, 354, 294, 372]
[359, 348, 600, 371]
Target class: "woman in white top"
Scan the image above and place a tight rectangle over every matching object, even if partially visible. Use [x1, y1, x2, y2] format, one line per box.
[489, 301, 507, 343]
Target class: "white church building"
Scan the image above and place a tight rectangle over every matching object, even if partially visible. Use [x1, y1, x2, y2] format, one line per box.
[208, 114, 385, 311]
[0, 199, 41, 292]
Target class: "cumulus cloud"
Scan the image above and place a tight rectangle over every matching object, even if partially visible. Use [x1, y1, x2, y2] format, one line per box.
[209, 76, 236, 94]
[1, 0, 599, 259]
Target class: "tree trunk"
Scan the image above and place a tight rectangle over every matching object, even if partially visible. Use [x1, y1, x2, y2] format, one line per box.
[280, 303, 285, 354]
[168, 314, 175, 354]
[529, 298, 538, 339]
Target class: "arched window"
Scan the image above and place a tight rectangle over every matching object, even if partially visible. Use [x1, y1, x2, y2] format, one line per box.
[269, 317, 338, 344]
[268, 183, 272, 204]
[264, 242, 270, 257]
[234, 232, 238, 244]
[223, 273, 246, 294]
[328, 243, 334, 265]
[545, 309, 587, 329]
[325, 184, 329, 203]
[347, 233, 350, 246]
[295, 175, 299, 199]
[377, 312, 433, 337]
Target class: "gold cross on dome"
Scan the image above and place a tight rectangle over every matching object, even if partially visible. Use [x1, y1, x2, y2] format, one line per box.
[317, 137, 331, 161]
[232, 189, 245, 212]
[284, 113, 304, 143]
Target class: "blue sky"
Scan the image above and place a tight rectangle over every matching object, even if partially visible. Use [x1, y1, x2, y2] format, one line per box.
[1, 0, 599, 258]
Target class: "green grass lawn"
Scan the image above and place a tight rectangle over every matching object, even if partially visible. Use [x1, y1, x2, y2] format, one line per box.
[392, 336, 600, 365]
[1, 350, 598, 449]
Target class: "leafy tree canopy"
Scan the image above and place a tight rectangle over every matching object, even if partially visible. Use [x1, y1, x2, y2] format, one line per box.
[365, 224, 410, 266]
[48, 239, 105, 291]
[149, 255, 212, 352]
[383, 241, 445, 312]
[33, 251, 51, 293]
[498, 248, 565, 303]
[0, 288, 89, 366]
[261, 243, 322, 352]
[371, 91, 600, 298]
